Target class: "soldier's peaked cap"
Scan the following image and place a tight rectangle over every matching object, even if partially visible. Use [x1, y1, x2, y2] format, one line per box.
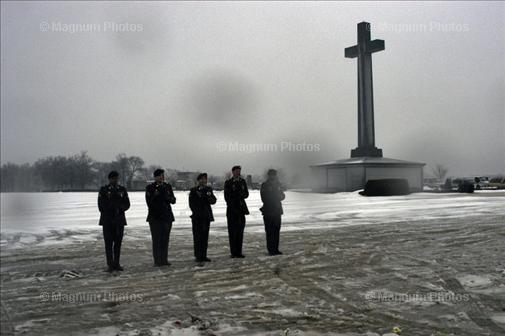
[153, 169, 165, 177]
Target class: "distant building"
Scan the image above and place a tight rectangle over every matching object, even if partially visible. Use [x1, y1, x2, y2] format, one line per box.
[312, 157, 424, 192]
[174, 171, 198, 190]
[130, 179, 148, 191]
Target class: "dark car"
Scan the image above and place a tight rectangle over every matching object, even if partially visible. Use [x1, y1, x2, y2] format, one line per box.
[442, 177, 475, 193]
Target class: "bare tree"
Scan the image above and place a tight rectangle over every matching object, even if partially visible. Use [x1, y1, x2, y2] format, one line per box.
[1, 163, 40, 192]
[34, 156, 69, 190]
[92, 161, 114, 188]
[431, 164, 449, 182]
[111, 153, 145, 188]
[111, 154, 129, 186]
[72, 151, 94, 189]
[126, 156, 145, 188]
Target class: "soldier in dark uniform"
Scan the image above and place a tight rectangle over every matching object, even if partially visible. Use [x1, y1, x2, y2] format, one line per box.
[98, 171, 130, 272]
[224, 165, 249, 258]
[260, 169, 285, 256]
[145, 169, 176, 267]
[189, 173, 217, 263]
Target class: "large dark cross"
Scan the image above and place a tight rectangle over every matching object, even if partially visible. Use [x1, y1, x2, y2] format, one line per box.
[345, 22, 384, 157]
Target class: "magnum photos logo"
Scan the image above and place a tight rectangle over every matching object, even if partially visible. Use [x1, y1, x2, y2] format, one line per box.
[40, 21, 144, 33]
[216, 141, 321, 153]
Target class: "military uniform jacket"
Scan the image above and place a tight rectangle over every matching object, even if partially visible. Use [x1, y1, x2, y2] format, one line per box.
[98, 184, 130, 226]
[260, 180, 285, 216]
[224, 177, 250, 216]
[189, 186, 217, 222]
[145, 182, 176, 222]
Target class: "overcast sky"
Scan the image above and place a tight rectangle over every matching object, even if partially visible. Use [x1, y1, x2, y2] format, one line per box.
[1, 1, 504, 178]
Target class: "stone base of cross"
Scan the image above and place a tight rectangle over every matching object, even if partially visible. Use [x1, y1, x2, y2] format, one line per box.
[351, 146, 383, 158]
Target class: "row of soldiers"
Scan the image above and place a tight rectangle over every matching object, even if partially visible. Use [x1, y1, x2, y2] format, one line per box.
[98, 166, 285, 272]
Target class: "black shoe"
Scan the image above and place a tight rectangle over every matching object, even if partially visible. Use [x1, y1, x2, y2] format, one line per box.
[114, 265, 124, 271]
[230, 255, 236, 258]
[268, 252, 277, 256]
[275, 251, 283, 255]
[195, 258, 204, 263]
[162, 261, 172, 266]
[106, 266, 115, 273]
[236, 254, 245, 258]
[203, 257, 211, 262]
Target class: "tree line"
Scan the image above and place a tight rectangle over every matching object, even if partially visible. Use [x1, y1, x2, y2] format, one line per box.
[0, 152, 163, 192]
[1, 150, 304, 192]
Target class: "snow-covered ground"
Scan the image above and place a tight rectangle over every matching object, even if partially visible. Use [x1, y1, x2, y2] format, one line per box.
[1, 191, 504, 336]
[1, 190, 504, 248]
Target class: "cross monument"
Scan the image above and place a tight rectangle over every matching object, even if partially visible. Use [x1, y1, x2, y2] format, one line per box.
[345, 22, 384, 157]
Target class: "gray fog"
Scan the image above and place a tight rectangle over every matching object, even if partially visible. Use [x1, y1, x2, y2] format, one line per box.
[1, 1, 504, 178]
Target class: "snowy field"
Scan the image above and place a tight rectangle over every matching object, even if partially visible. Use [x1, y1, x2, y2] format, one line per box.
[1, 190, 504, 336]
[1, 190, 504, 248]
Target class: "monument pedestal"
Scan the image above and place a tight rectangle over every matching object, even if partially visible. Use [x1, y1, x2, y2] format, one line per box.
[311, 157, 425, 193]
[350, 146, 383, 158]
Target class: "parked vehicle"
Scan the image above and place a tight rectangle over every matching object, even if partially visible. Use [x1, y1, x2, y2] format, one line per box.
[473, 176, 490, 190]
[488, 177, 505, 189]
[442, 177, 475, 193]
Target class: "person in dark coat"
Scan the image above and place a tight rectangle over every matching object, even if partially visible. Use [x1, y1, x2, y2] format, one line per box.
[189, 173, 217, 263]
[145, 169, 176, 266]
[260, 169, 285, 256]
[98, 171, 130, 272]
[224, 165, 249, 258]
